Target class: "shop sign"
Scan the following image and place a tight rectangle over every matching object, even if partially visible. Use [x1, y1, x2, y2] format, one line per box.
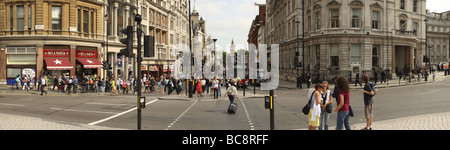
[76, 50, 97, 58]
[22, 68, 36, 79]
[43, 49, 69, 57]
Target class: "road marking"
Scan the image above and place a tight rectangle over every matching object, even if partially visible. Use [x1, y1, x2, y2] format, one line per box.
[0, 103, 26, 107]
[165, 100, 198, 130]
[238, 98, 255, 130]
[88, 99, 158, 126]
[86, 102, 129, 107]
[51, 108, 118, 115]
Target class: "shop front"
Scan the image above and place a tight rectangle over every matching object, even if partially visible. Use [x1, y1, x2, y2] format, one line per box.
[5, 47, 37, 85]
[75, 47, 102, 79]
[42, 48, 73, 77]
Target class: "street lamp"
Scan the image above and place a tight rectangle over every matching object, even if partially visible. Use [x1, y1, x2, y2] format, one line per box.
[295, 19, 301, 89]
[301, 0, 305, 81]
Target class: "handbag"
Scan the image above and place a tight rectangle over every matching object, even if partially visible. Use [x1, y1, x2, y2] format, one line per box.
[302, 91, 316, 115]
[348, 105, 354, 117]
[323, 92, 333, 113]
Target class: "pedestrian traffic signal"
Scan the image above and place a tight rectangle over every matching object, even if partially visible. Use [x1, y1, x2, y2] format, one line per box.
[119, 26, 134, 58]
[423, 56, 430, 63]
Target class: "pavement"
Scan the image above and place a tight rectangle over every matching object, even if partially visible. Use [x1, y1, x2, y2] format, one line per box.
[0, 71, 449, 130]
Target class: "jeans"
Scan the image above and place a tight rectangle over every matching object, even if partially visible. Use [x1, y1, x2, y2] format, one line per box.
[318, 109, 331, 130]
[336, 111, 351, 130]
[214, 88, 219, 99]
[228, 95, 235, 103]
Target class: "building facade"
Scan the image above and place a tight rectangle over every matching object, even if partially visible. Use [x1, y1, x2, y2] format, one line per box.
[265, 0, 429, 81]
[0, 0, 105, 84]
[426, 11, 450, 66]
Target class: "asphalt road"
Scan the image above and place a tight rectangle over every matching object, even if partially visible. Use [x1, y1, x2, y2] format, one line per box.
[1, 78, 449, 130]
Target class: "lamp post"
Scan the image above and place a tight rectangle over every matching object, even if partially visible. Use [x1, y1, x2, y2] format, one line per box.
[295, 19, 301, 89]
[188, 0, 193, 98]
[301, 0, 305, 80]
[424, 18, 429, 81]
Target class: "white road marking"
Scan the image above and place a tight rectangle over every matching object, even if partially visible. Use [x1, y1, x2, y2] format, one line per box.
[88, 99, 158, 126]
[238, 98, 255, 130]
[86, 102, 129, 107]
[51, 108, 118, 115]
[165, 100, 198, 130]
[0, 103, 26, 107]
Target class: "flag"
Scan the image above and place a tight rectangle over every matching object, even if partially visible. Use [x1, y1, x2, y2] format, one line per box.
[254, 2, 259, 6]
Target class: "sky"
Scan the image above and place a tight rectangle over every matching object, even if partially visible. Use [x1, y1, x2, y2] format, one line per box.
[194, 0, 449, 53]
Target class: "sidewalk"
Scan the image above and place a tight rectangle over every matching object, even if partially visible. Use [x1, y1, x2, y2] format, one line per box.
[297, 111, 450, 130]
[0, 113, 125, 130]
[279, 71, 450, 90]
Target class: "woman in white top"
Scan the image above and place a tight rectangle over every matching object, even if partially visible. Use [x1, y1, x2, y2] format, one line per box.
[308, 84, 324, 130]
[319, 81, 333, 130]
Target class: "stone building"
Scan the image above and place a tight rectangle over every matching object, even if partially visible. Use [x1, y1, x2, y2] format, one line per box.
[0, 0, 105, 84]
[426, 11, 450, 67]
[0, 0, 192, 84]
[266, 0, 429, 81]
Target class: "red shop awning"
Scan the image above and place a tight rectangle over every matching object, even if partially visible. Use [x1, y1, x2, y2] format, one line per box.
[45, 58, 73, 70]
[77, 58, 103, 69]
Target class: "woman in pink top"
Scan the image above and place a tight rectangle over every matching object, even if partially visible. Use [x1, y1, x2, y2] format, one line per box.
[334, 76, 351, 130]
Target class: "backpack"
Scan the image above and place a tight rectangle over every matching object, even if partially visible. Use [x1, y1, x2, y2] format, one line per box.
[226, 87, 235, 96]
[368, 82, 377, 97]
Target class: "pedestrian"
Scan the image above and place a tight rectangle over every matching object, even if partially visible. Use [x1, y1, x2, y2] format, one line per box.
[433, 71, 436, 81]
[212, 76, 219, 99]
[308, 84, 324, 130]
[361, 74, 378, 130]
[196, 79, 203, 97]
[15, 75, 21, 90]
[40, 76, 48, 95]
[73, 76, 78, 93]
[335, 76, 351, 130]
[159, 78, 165, 95]
[226, 82, 238, 103]
[355, 71, 362, 87]
[67, 77, 73, 94]
[319, 81, 333, 130]
[22, 75, 29, 90]
[374, 71, 378, 84]
[297, 73, 302, 88]
[101, 78, 106, 93]
[306, 73, 311, 88]
[52, 76, 57, 91]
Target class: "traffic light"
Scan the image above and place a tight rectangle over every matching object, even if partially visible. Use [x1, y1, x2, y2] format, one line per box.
[119, 26, 134, 57]
[102, 61, 108, 70]
[144, 36, 155, 57]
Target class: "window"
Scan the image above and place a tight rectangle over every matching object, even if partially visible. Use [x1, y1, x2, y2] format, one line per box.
[400, 0, 405, 10]
[91, 11, 94, 33]
[315, 12, 320, 30]
[52, 6, 61, 30]
[372, 45, 380, 67]
[17, 5, 24, 30]
[413, 0, 418, 12]
[315, 45, 320, 67]
[83, 10, 88, 33]
[330, 9, 339, 28]
[351, 44, 361, 65]
[400, 20, 407, 31]
[352, 9, 361, 28]
[78, 9, 81, 32]
[28, 5, 31, 30]
[10, 6, 13, 30]
[413, 22, 418, 35]
[372, 10, 379, 29]
[330, 44, 339, 67]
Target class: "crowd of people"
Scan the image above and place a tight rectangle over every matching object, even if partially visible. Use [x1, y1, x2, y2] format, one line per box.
[13, 74, 187, 96]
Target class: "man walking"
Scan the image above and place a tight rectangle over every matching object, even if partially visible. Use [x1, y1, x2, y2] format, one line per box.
[40, 76, 48, 95]
[355, 71, 362, 87]
[73, 76, 78, 93]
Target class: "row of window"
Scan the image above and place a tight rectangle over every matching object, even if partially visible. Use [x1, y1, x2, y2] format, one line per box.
[8, 4, 96, 34]
[281, 44, 382, 69]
